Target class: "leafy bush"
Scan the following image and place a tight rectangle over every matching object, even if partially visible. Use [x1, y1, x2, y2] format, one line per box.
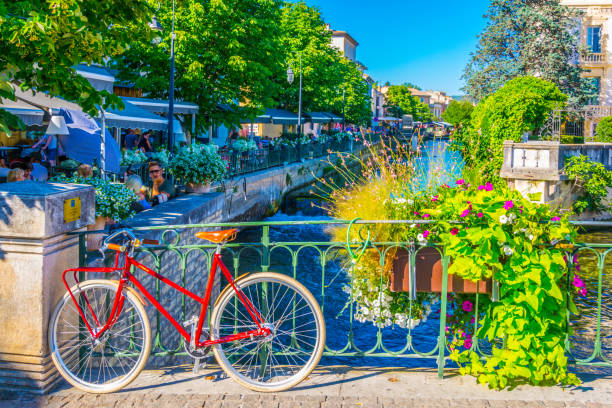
[441, 100, 474, 126]
[149, 148, 170, 166]
[565, 154, 612, 213]
[595, 116, 612, 142]
[169, 143, 226, 184]
[120, 149, 148, 165]
[232, 139, 257, 152]
[51, 175, 138, 221]
[456, 76, 567, 182]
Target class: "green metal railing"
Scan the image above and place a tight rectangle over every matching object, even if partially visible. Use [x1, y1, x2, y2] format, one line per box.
[75, 219, 610, 376]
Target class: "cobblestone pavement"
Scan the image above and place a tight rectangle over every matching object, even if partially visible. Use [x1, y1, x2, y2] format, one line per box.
[1, 365, 611, 408]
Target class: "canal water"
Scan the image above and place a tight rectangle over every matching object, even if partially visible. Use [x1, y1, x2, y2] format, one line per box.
[235, 140, 610, 373]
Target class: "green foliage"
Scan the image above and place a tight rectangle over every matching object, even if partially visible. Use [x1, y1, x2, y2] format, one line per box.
[120, 149, 148, 166]
[595, 117, 612, 143]
[51, 175, 137, 221]
[384, 85, 434, 122]
[463, 0, 592, 105]
[232, 139, 257, 152]
[169, 143, 226, 184]
[0, 0, 153, 133]
[442, 100, 474, 127]
[112, 0, 284, 132]
[565, 155, 612, 213]
[454, 76, 567, 182]
[149, 148, 170, 167]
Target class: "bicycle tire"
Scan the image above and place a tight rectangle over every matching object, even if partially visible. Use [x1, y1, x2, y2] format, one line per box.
[48, 280, 151, 393]
[211, 272, 325, 392]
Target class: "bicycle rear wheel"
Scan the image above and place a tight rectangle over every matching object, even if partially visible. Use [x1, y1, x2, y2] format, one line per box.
[48, 280, 151, 393]
[211, 272, 325, 392]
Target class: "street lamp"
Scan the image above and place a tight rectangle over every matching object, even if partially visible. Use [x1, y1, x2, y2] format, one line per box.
[287, 52, 302, 137]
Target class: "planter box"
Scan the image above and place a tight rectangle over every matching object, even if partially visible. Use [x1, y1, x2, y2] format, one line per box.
[391, 247, 492, 294]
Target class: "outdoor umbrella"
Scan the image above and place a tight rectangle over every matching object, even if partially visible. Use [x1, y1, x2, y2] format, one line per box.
[59, 108, 120, 174]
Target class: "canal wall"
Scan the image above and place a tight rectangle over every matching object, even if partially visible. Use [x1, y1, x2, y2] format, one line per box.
[500, 140, 612, 220]
[110, 155, 334, 365]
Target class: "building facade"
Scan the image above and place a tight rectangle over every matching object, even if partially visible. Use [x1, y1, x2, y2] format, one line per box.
[562, 1, 612, 107]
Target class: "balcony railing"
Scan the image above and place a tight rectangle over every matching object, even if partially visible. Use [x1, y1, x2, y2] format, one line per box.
[580, 52, 607, 65]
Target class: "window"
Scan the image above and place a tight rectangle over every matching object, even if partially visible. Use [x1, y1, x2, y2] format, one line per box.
[587, 26, 602, 53]
[588, 77, 601, 105]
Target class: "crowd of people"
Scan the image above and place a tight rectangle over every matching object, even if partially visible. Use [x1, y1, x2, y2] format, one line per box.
[0, 151, 49, 183]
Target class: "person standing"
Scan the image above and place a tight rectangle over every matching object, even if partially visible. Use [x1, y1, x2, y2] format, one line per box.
[32, 133, 57, 166]
[124, 128, 138, 149]
[138, 132, 153, 153]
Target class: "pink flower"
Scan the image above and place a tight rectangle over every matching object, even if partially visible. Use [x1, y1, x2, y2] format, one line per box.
[485, 182, 493, 191]
[432, 195, 439, 202]
[456, 179, 465, 185]
[573, 276, 584, 288]
[423, 214, 430, 219]
[450, 228, 459, 236]
[551, 216, 561, 222]
[464, 336, 473, 349]
[462, 300, 473, 312]
[414, 211, 420, 216]
[477, 212, 484, 218]
[478, 185, 485, 190]
[460, 208, 470, 217]
[504, 200, 514, 210]
[423, 230, 430, 239]
[470, 317, 475, 324]
[579, 288, 587, 296]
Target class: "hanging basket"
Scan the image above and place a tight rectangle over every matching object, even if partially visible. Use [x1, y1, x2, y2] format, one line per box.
[391, 247, 492, 294]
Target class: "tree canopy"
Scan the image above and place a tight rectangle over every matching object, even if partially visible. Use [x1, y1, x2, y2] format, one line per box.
[463, 0, 591, 105]
[384, 84, 434, 122]
[455, 76, 567, 181]
[0, 0, 153, 134]
[112, 0, 284, 132]
[442, 100, 474, 126]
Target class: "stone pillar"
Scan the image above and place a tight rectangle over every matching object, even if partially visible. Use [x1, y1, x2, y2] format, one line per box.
[0, 181, 95, 394]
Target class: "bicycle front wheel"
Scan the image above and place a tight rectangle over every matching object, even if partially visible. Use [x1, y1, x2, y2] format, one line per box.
[48, 280, 151, 393]
[211, 272, 325, 392]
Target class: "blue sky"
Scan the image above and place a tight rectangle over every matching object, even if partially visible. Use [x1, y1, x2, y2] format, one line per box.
[302, 0, 491, 95]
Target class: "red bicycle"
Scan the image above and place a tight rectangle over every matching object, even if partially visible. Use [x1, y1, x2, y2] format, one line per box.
[48, 229, 325, 393]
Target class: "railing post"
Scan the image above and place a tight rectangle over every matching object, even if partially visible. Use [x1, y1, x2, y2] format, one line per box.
[437, 252, 450, 379]
[261, 225, 270, 273]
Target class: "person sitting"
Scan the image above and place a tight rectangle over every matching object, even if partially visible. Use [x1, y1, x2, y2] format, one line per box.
[144, 161, 176, 206]
[125, 175, 152, 212]
[18, 161, 33, 180]
[29, 152, 48, 181]
[7, 168, 25, 182]
[77, 164, 93, 178]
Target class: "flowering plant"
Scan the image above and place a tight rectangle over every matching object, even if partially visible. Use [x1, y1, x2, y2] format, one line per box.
[120, 149, 147, 165]
[51, 175, 138, 221]
[149, 148, 170, 166]
[324, 135, 583, 389]
[169, 143, 226, 185]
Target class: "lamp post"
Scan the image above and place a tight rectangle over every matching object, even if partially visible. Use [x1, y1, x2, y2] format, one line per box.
[287, 52, 302, 137]
[342, 83, 346, 133]
[167, 0, 176, 153]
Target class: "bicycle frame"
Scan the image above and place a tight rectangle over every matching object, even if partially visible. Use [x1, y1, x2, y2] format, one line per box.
[62, 246, 271, 349]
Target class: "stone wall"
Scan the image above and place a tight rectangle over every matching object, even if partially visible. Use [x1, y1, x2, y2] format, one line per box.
[500, 141, 612, 218]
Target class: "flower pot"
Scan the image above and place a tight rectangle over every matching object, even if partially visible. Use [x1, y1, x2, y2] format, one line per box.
[391, 247, 492, 294]
[87, 215, 110, 251]
[185, 182, 211, 194]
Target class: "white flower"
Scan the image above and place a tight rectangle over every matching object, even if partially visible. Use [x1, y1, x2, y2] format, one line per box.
[417, 233, 424, 242]
[410, 224, 416, 229]
[551, 239, 559, 245]
[508, 213, 516, 222]
[528, 234, 534, 241]
[407, 199, 414, 205]
[499, 214, 508, 224]
[503, 245, 513, 256]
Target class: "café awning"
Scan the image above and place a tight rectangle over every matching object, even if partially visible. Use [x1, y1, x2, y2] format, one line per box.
[305, 112, 332, 124]
[323, 112, 343, 122]
[103, 101, 168, 132]
[242, 108, 303, 125]
[0, 99, 45, 126]
[123, 96, 199, 115]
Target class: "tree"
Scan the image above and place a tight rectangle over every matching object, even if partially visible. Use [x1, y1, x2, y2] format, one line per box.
[455, 76, 567, 181]
[0, 0, 153, 134]
[278, 2, 371, 125]
[442, 100, 474, 126]
[384, 84, 434, 122]
[112, 0, 284, 132]
[595, 117, 612, 142]
[463, 0, 591, 105]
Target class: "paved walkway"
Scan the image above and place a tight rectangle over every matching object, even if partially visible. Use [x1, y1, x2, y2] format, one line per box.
[1, 365, 611, 408]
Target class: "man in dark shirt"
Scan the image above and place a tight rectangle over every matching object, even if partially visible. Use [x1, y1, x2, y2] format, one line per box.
[144, 161, 176, 205]
[124, 129, 138, 149]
